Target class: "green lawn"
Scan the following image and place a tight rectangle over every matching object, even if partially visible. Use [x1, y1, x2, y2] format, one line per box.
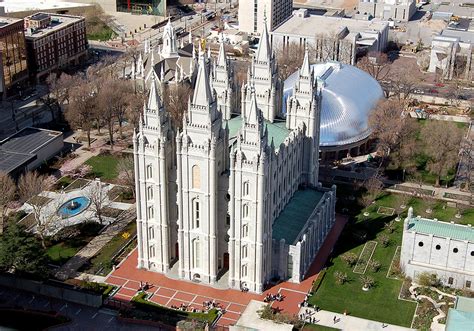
[85, 154, 121, 180]
[303, 325, 340, 331]
[86, 19, 116, 41]
[310, 190, 473, 327]
[46, 222, 104, 265]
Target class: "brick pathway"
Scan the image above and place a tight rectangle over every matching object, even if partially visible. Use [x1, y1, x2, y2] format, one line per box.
[105, 215, 348, 328]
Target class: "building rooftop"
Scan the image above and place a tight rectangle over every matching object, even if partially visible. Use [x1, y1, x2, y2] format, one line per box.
[0, 150, 35, 174]
[432, 0, 474, 18]
[284, 62, 384, 147]
[446, 297, 474, 331]
[272, 13, 388, 38]
[227, 116, 290, 150]
[24, 13, 84, 38]
[407, 217, 474, 242]
[0, 0, 90, 14]
[272, 189, 324, 244]
[0, 127, 62, 155]
[441, 29, 474, 44]
[0, 17, 22, 28]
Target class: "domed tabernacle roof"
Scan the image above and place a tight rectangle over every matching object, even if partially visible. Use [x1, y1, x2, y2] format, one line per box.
[283, 62, 384, 147]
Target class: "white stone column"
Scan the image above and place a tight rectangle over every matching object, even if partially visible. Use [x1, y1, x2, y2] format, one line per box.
[176, 138, 185, 277]
[209, 141, 217, 283]
[159, 141, 170, 271]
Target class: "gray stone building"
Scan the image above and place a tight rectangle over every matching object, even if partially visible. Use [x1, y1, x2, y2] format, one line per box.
[357, 0, 417, 22]
[271, 9, 389, 65]
[401, 207, 474, 290]
[133, 21, 337, 293]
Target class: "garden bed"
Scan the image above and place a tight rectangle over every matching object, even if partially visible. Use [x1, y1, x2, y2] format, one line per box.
[102, 207, 124, 218]
[53, 176, 74, 191]
[443, 192, 471, 202]
[107, 185, 134, 203]
[353, 241, 377, 274]
[387, 246, 402, 279]
[64, 178, 91, 192]
[377, 206, 395, 216]
[394, 185, 434, 197]
[17, 213, 37, 230]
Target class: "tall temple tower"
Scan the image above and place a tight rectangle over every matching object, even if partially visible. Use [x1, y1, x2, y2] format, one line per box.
[175, 46, 229, 284]
[242, 17, 282, 123]
[210, 36, 234, 120]
[286, 47, 322, 186]
[228, 88, 272, 293]
[134, 75, 177, 273]
[161, 19, 179, 59]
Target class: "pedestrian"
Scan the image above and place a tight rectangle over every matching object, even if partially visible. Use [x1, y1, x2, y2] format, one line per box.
[343, 309, 347, 315]
[333, 315, 337, 323]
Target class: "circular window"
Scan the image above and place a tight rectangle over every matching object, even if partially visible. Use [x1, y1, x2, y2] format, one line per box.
[418, 242, 424, 247]
[471, 251, 474, 256]
[453, 248, 458, 253]
[436, 245, 441, 250]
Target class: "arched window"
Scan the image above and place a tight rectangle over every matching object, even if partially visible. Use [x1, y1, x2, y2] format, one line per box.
[193, 239, 200, 268]
[147, 206, 154, 219]
[146, 165, 153, 179]
[149, 245, 155, 258]
[242, 224, 249, 237]
[242, 204, 249, 219]
[148, 226, 154, 240]
[193, 198, 200, 228]
[226, 213, 231, 226]
[192, 165, 201, 189]
[242, 264, 248, 277]
[242, 245, 248, 259]
[147, 186, 153, 200]
[243, 181, 249, 196]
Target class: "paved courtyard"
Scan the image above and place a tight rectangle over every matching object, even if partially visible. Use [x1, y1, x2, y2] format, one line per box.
[105, 215, 347, 327]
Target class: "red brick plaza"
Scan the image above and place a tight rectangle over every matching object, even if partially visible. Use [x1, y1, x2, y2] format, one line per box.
[106, 215, 347, 327]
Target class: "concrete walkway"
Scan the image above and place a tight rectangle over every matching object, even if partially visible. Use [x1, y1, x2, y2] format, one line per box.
[55, 207, 136, 281]
[298, 307, 415, 331]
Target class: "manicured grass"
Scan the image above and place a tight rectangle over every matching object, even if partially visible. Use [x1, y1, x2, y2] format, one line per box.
[87, 20, 116, 41]
[85, 154, 121, 180]
[310, 191, 473, 327]
[309, 210, 416, 327]
[53, 176, 73, 191]
[84, 221, 136, 275]
[46, 222, 104, 265]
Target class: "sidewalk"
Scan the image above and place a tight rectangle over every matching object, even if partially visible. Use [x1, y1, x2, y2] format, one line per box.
[55, 207, 135, 281]
[299, 307, 415, 331]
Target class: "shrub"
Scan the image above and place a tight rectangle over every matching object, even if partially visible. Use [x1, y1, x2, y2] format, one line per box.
[379, 234, 390, 247]
[384, 220, 396, 233]
[341, 252, 358, 267]
[360, 275, 375, 289]
[334, 271, 348, 285]
[369, 259, 382, 272]
[416, 272, 441, 287]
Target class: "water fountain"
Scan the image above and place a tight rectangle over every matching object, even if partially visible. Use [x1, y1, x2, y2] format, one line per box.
[57, 196, 91, 218]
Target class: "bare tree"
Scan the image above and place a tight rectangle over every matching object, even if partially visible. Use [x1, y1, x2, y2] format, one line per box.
[420, 120, 464, 187]
[387, 64, 420, 101]
[357, 52, 391, 81]
[17, 171, 52, 204]
[0, 172, 15, 234]
[65, 79, 96, 147]
[29, 193, 63, 248]
[368, 99, 408, 164]
[359, 173, 384, 213]
[126, 90, 146, 129]
[87, 180, 110, 225]
[274, 41, 305, 80]
[97, 79, 122, 146]
[117, 156, 135, 198]
[162, 82, 192, 129]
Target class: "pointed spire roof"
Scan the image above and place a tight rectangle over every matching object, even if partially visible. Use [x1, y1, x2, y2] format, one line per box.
[300, 45, 311, 78]
[192, 43, 212, 106]
[217, 35, 227, 69]
[147, 73, 162, 112]
[255, 13, 271, 63]
[246, 86, 259, 126]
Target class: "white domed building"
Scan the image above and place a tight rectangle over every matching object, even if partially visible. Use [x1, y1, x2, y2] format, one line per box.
[284, 62, 384, 161]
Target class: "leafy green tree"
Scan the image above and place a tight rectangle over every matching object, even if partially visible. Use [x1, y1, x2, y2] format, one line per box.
[0, 222, 48, 278]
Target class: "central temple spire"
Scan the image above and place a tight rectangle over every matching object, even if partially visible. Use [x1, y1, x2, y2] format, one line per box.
[192, 43, 213, 107]
[255, 14, 271, 63]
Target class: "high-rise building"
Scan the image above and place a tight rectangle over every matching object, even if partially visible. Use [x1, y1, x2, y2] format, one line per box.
[24, 13, 87, 81]
[0, 17, 28, 99]
[239, 0, 292, 34]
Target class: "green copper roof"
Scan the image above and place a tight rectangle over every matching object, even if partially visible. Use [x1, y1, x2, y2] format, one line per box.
[272, 189, 324, 244]
[226, 116, 290, 150]
[456, 297, 474, 313]
[407, 218, 474, 242]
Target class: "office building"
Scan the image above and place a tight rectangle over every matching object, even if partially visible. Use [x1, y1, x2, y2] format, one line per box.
[0, 17, 28, 99]
[24, 13, 87, 81]
[239, 0, 293, 34]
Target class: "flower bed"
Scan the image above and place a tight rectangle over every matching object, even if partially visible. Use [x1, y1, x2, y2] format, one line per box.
[353, 241, 377, 274]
